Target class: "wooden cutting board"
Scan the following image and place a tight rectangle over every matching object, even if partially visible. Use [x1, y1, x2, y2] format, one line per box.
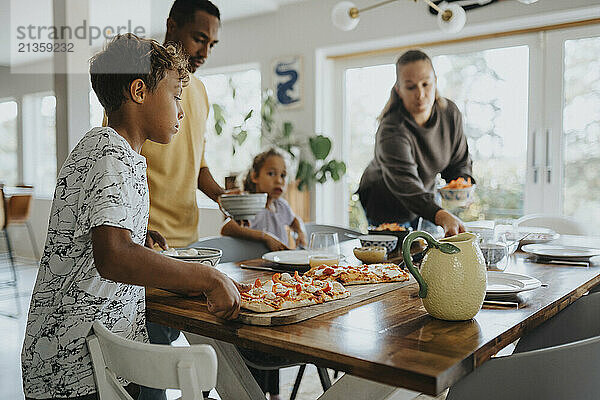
[238, 276, 416, 326]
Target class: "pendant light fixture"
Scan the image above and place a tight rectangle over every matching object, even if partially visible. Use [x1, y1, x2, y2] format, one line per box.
[331, 0, 468, 33]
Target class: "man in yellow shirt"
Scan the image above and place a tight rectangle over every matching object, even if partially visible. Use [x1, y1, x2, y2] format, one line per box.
[139, 1, 226, 399]
[143, 0, 226, 248]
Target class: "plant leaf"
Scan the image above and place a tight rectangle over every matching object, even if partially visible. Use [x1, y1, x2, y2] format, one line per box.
[215, 122, 223, 135]
[283, 122, 293, 138]
[244, 109, 253, 122]
[234, 130, 248, 146]
[213, 104, 224, 120]
[309, 135, 331, 160]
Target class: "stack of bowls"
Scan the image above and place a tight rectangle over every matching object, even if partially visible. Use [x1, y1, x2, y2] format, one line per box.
[219, 193, 268, 220]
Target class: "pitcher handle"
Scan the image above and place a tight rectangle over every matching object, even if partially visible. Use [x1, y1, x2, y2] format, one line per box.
[401, 231, 461, 298]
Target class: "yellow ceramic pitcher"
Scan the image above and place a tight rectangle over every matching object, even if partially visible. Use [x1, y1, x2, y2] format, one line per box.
[402, 231, 487, 321]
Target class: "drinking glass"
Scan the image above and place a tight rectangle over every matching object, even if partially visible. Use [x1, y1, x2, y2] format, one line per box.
[478, 232, 509, 271]
[308, 232, 341, 267]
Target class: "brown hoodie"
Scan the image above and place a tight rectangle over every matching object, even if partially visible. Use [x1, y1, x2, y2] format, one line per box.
[358, 98, 473, 225]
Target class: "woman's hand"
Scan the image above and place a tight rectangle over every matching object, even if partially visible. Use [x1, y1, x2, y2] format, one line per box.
[263, 232, 289, 251]
[434, 209, 465, 237]
[145, 230, 168, 250]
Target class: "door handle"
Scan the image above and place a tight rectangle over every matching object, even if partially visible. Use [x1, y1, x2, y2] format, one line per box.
[545, 128, 552, 184]
[532, 130, 539, 184]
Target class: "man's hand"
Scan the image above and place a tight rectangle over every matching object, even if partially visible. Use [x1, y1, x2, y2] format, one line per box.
[145, 230, 168, 250]
[263, 232, 289, 251]
[204, 270, 251, 320]
[434, 209, 466, 237]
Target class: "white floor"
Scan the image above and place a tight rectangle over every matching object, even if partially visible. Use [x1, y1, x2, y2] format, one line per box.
[1, 256, 445, 400]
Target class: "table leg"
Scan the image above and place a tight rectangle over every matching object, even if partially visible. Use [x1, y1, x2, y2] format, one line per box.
[183, 332, 265, 400]
[316, 374, 421, 400]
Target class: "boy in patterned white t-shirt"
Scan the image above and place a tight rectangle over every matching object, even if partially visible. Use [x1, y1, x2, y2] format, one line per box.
[21, 34, 250, 400]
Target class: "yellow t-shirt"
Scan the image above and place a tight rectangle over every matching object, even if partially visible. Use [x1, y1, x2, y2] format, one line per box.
[142, 75, 209, 247]
[104, 75, 210, 247]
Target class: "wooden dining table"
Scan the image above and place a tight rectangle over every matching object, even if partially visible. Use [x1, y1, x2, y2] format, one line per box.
[146, 235, 600, 399]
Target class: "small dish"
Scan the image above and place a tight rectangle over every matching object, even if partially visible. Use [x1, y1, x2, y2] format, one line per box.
[353, 246, 387, 264]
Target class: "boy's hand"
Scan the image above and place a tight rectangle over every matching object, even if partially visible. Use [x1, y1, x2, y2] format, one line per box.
[145, 230, 168, 250]
[264, 233, 289, 251]
[205, 270, 249, 320]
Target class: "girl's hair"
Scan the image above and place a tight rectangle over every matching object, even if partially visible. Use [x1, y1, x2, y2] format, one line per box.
[377, 49, 446, 121]
[243, 148, 286, 193]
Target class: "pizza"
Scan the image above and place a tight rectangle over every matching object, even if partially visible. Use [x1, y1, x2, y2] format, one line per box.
[304, 263, 409, 285]
[240, 271, 350, 313]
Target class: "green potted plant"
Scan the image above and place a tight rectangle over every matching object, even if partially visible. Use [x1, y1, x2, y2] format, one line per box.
[261, 90, 346, 191]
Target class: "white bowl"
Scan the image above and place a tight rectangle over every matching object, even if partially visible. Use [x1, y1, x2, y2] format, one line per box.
[358, 234, 398, 254]
[161, 247, 222, 266]
[220, 193, 267, 220]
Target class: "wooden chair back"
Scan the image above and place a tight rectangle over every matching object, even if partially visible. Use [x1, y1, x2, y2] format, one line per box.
[6, 194, 33, 225]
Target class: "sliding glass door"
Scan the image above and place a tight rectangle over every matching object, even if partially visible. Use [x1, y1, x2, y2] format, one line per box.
[332, 24, 600, 232]
[548, 26, 600, 229]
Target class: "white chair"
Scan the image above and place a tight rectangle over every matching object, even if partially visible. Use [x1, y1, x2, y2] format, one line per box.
[447, 293, 600, 400]
[515, 213, 586, 235]
[304, 223, 361, 242]
[191, 236, 269, 263]
[86, 321, 217, 400]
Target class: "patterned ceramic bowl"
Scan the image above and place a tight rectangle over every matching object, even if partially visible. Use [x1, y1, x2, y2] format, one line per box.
[358, 235, 398, 254]
[161, 247, 222, 267]
[439, 185, 476, 207]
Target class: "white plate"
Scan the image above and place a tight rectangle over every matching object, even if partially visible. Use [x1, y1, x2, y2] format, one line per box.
[505, 227, 560, 245]
[521, 244, 600, 260]
[262, 250, 310, 265]
[486, 271, 542, 297]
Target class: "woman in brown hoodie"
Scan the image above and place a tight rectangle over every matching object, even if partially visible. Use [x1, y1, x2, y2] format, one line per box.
[358, 50, 474, 237]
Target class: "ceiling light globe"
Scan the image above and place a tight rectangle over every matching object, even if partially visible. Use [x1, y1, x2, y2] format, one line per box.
[331, 1, 360, 31]
[437, 3, 466, 33]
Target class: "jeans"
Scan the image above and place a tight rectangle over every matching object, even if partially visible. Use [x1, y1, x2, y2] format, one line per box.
[137, 322, 181, 400]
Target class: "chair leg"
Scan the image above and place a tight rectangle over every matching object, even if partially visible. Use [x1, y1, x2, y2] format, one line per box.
[317, 367, 332, 391]
[25, 221, 40, 260]
[3, 229, 17, 285]
[333, 370, 339, 379]
[0, 229, 21, 318]
[290, 364, 306, 400]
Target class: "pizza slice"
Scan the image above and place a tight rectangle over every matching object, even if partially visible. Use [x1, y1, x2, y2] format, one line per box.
[240, 271, 350, 313]
[304, 263, 409, 285]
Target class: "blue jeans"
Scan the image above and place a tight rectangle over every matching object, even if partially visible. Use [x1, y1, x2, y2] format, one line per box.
[137, 322, 181, 400]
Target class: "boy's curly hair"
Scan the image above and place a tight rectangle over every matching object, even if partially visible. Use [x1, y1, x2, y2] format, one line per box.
[90, 33, 189, 113]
